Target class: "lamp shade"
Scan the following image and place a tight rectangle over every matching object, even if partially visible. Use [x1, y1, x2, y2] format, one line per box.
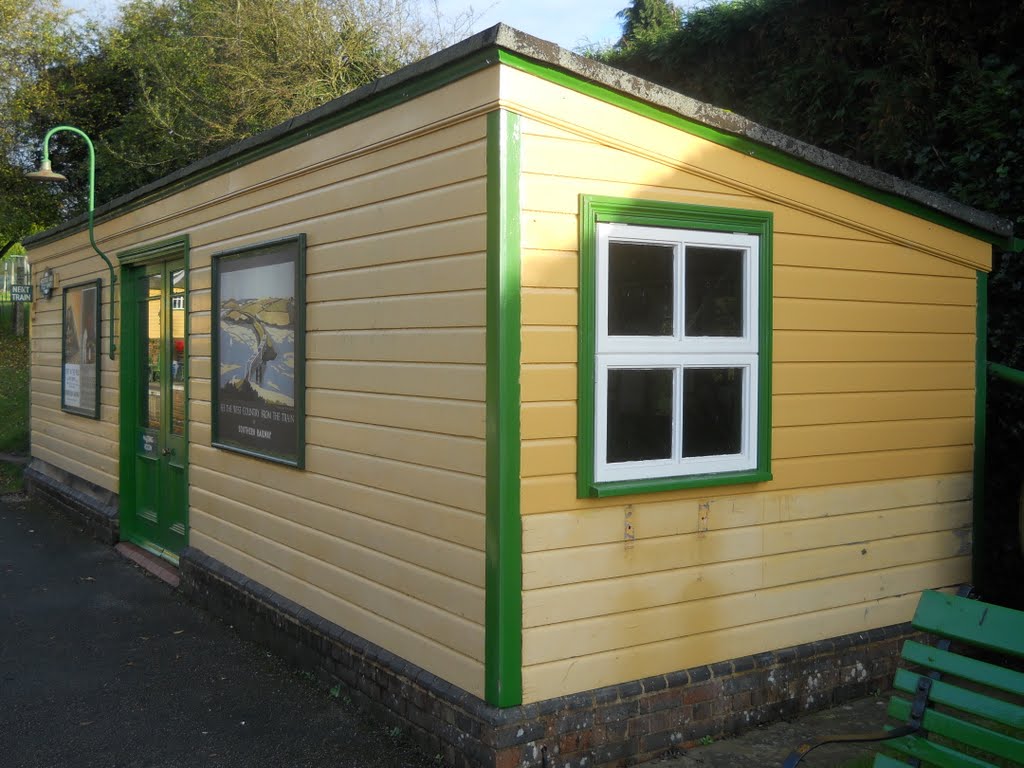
[25, 160, 68, 183]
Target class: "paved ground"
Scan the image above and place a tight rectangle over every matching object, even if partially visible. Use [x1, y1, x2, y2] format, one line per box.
[0, 493, 434, 768]
[1, 490, 894, 768]
[653, 695, 889, 767]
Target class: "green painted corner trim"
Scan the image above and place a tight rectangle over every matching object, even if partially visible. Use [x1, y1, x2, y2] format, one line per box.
[484, 109, 523, 708]
[498, 50, 1009, 250]
[972, 271, 987, 589]
[577, 195, 773, 499]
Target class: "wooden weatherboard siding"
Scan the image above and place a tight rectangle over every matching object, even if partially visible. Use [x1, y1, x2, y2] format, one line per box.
[27, 237, 120, 491]
[190, 84, 494, 696]
[505, 62, 986, 704]
[28, 68, 500, 698]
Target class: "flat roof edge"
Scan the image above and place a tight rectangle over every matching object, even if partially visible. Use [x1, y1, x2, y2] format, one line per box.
[25, 23, 1012, 249]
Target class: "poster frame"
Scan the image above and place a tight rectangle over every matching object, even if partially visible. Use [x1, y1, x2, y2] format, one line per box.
[211, 234, 305, 467]
[61, 279, 102, 419]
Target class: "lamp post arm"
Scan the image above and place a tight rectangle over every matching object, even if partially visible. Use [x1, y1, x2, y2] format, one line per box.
[41, 126, 117, 359]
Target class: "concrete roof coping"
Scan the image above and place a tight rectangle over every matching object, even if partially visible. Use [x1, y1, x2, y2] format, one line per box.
[25, 23, 1013, 247]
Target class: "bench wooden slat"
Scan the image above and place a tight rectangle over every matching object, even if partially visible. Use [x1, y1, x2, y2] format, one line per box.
[787, 590, 1024, 768]
[885, 733, 1001, 768]
[888, 696, 1024, 763]
[902, 640, 1024, 697]
[913, 591, 1024, 658]
[893, 668, 1024, 731]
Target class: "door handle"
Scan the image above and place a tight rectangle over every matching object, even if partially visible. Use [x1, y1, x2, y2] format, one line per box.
[162, 447, 175, 457]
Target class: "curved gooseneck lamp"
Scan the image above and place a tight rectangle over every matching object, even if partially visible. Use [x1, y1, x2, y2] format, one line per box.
[26, 125, 117, 360]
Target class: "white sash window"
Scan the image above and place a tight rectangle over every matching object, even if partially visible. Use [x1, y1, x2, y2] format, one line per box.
[593, 224, 760, 484]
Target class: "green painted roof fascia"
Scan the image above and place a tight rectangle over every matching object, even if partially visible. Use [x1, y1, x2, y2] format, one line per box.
[495, 48, 1013, 250]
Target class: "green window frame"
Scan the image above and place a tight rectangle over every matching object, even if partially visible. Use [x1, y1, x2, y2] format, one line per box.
[577, 196, 773, 498]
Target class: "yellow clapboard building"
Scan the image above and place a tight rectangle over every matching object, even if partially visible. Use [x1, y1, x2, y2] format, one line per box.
[22, 26, 1014, 768]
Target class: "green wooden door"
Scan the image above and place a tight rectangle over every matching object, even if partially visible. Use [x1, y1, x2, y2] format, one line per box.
[121, 259, 188, 560]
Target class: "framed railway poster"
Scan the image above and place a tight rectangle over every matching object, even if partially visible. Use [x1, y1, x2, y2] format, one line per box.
[211, 235, 306, 467]
[61, 280, 101, 419]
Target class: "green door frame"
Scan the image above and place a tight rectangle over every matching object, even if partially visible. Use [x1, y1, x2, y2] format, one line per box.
[118, 235, 190, 561]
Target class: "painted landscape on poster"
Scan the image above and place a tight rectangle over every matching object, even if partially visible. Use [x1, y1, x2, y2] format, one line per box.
[216, 248, 298, 462]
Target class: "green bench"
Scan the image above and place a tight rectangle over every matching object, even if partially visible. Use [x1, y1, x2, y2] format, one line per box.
[783, 589, 1024, 767]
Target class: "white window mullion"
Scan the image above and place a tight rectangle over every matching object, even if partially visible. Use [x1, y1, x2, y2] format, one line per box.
[672, 364, 682, 470]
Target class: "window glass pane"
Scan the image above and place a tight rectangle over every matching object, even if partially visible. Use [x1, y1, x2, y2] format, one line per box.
[608, 241, 674, 336]
[171, 269, 186, 436]
[140, 273, 162, 429]
[682, 367, 743, 457]
[607, 368, 673, 463]
[685, 246, 743, 337]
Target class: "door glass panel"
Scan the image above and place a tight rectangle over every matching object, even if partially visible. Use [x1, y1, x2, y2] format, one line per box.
[682, 367, 743, 457]
[685, 246, 744, 337]
[129, 258, 189, 557]
[141, 273, 162, 429]
[170, 269, 186, 436]
[606, 368, 673, 463]
[608, 242, 674, 336]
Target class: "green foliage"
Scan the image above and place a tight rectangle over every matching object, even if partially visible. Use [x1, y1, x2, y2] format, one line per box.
[604, 0, 1024, 223]
[616, 0, 681, 50]
[3, 0, 473, 234]
[0, 0, 81, 245]
[600, 0, 1024, 605]
[86, 0, 474, 201]
[22, 35, 144, 217]
[108, 0, 387, 175]
[0, 311, 30, 458]
[0, 462, 23, 493]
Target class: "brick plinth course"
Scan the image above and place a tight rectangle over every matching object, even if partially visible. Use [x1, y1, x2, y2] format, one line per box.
[24, 461, 119, 545]
[180, 546, 918, 768]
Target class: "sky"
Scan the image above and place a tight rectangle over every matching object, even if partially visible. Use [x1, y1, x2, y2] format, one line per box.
[430, 0, 639, 51]
[63, 0, 705, 53]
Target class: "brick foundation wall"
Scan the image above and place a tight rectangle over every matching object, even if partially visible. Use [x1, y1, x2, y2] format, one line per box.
[181, 546, 918, 768]
[25, 460, 119, 545]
